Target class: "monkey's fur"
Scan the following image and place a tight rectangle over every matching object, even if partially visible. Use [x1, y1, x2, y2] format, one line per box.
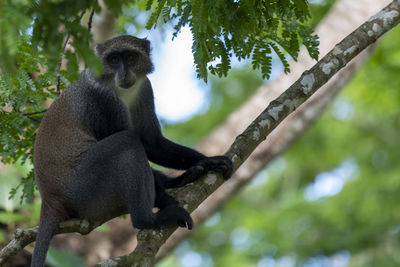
[32, 35, 232, 267]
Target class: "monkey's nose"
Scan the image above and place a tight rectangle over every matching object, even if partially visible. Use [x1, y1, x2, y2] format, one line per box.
[118, 71, 137, 89]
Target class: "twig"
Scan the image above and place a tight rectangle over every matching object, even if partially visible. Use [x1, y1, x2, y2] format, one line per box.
[22, 110, 47, 116]
[56, 10, 87, 96]
[22, 110, 47, 122]
[88, 8, 95, 32]
[25, 116, 41, 123]
[3, 109, 46, 123]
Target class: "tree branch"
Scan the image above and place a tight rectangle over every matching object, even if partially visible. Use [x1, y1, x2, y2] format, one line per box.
[0, 1, 399, 266]
[56, 10, 86, 96]
[22, 110, 47, 116]
[0, 219, 102, 265]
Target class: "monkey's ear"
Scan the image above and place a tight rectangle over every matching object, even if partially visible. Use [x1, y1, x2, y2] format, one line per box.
[95, 43, 105, 57]
[142, 39, 151, 56]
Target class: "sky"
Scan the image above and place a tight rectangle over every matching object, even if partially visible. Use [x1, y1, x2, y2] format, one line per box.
[144, 27, 209, 123]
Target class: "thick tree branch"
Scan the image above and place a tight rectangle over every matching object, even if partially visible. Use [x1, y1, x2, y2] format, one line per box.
[0, 1, 399, 266]
[0, 220, 102, 265]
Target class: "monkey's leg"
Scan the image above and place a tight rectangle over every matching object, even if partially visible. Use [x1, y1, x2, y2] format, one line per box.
[69, 130, 151, 222]
[129, 173, 193, 230]
[153, 172, 194, 229]
[127, 167, 193, 230]
[153, 170, 179, 208]
[73, 130, 192, 229]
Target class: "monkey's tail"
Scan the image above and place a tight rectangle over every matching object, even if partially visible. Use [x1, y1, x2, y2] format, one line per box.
[31, 203, 62, 267]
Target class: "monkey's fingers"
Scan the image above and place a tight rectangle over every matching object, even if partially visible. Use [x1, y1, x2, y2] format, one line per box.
[174, 165, 205, 187]
[219, 157, 233, 179]
[177, 218, 193, 230]
[198, 156, 233, 180]
[175, 207, 193, 230]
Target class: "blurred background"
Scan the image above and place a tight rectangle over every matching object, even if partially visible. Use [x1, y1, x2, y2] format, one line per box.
[1, 0, 400, 266]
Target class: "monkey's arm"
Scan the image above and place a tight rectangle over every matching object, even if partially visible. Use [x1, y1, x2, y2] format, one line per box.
[141, 121, 232, 180]
[144, 133, 205, 169]
[136, 78, 232, 179]
[152, 167, 210, 189]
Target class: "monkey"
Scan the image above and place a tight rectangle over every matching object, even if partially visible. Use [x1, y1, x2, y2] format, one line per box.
[31, 35, 232, 267]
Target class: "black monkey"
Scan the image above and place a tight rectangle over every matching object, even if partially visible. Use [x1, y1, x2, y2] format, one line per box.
[31, 35, 232, 267]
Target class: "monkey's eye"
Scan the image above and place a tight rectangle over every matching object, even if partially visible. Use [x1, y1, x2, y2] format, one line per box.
[124, 53, 136, 62]
[126, 54, 133, 61]
[108, 55, 120, 65]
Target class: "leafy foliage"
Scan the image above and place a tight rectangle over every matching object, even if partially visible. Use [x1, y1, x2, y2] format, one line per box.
[0, 0, 318, 82]
[0, 36, 60, 202]
[0, 0, 101, 76]
[145, 0, 319, 81]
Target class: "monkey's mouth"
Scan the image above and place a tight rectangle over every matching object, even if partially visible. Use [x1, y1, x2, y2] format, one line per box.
[119, 83, 134, 89]
[118, 80, 136, 89]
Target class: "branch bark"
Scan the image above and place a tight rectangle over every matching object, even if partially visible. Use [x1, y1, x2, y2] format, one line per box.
[1, 1, 399, 266]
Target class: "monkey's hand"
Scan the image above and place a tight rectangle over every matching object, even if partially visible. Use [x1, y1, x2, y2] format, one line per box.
[165, 156, 233, 188]
[196, 156, 233, 180]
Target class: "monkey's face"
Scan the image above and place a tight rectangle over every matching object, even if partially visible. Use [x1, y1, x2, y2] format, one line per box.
[105, 50, 141, 89]
[95, 35, 154, 90]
